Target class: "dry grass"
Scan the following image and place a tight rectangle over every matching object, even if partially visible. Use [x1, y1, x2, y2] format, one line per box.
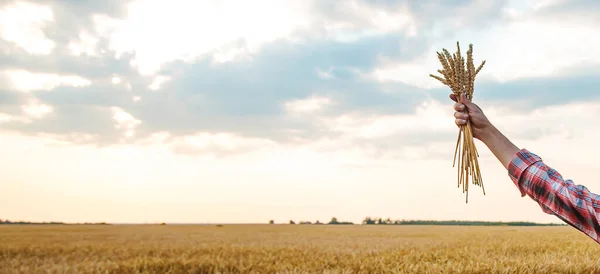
[1, 224, 599, 273]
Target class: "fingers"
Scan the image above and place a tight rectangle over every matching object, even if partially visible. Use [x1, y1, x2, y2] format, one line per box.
[451, 93, 473, 109]
[454, 102, 465, 112]
[455, 118, 467, 126]
[451, 93, 481, 127]
[452, 93, 481, 111]
[454, 111, 468, 119]
[454, 110, 469, 127]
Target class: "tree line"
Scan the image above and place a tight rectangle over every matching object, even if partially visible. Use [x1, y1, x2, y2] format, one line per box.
[275, 217, 354, 225]
[1, 217, 565, 227]
[360, 217, 565, 226]
[0, 219, 109, 225]
[270, 217, 566, 226]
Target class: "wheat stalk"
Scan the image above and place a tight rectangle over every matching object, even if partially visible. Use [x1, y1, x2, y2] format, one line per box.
[429, 41, 486, 203]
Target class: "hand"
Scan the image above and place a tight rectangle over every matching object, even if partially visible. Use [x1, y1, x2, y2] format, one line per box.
[450, 93, 492, 141]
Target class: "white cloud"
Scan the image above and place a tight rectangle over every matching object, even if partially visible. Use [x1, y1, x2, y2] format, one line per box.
[0, 113, 31, 124]
[148, 75, 171, 91]
[111, 76, 121, 84]
[3, 70, 91, 92]
[485, 100, 600, 144]
[470, 17, 600, 83]
[322, 99, 454, 139]
[110, 107, 141, 138]
[90, 0, 419, 76]
[169, 132, 277, 155]
[319, 0, 417, 41]
[21, 98, 53, 119]
[212, 47, 251, 64]
[98, 0, 312, 75]
[0, 1, 55, 55]
[314, 66, 364, 80]
[284, 95, 333, 114]
[67, 30, 100, 57]
[315, 68, 334, 79]
[370, 51, 445, 89]
[532, 0, 566, 10]
[371, 5, 600, 88]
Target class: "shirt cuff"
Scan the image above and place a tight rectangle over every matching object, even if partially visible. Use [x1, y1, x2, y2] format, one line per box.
[507, 148, 543, 197]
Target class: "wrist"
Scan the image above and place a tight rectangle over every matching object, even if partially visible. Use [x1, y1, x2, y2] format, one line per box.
[478, 124, 499, 145]
[479, 124, 520, 169]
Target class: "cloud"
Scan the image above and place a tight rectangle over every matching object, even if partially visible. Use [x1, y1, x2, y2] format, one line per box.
[284, 95, 333, 114]
[0, 112, 30, 124]
[1, 69, 91, 92]
[371, 0, 600, 89]
[0, 0, 596, 158]
[97, 0, 315, 75]
[66, 30, 100, 57]
[21, 97, 53, 119]
[534, 0, 600, 15]
[114, 35, 430, 143]
[440, 72, 600, 114]
[321, 99, 452, 139]
[0, 1, 55, 55]
[148, 75, 170, 91]
[169, 132, 278, 156]
[83, 0, 507, 76]
[110, 106, 140, 139]
[486, 100, 600, 141]
[37, 0, 133, 43]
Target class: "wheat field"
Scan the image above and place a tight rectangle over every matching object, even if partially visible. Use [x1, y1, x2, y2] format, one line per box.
[1, 224, 599, 273]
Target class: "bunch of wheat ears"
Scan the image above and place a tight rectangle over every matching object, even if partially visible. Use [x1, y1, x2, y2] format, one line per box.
[429, 42, 486, 203]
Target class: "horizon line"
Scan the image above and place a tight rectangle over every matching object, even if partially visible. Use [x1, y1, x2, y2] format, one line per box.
[0, 219, 567, 226]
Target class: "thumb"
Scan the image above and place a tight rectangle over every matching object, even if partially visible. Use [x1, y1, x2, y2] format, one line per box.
[460, 93, 474, 107]
[449, 93, 457, 102]
[459, 93, 482, 113]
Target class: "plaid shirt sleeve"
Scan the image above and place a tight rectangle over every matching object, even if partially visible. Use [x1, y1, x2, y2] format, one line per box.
[508, 149, 600, 244]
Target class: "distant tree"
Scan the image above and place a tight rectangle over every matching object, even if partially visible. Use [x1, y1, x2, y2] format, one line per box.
[362, 217, 375, 225]
[315, 220, 322, 224]
[289, 220, 295, 224]
[377, 218, 384, 225]
[269, 220, 275, 224]
[328, 217, 353, 225]
[300, 221, 312, 225]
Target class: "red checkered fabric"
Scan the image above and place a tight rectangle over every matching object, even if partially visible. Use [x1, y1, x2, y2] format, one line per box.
[508, 149, 600, 244]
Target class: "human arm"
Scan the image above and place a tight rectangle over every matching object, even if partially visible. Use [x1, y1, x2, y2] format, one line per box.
[451, 93, 600, 244]
[507, 149, 600, 244]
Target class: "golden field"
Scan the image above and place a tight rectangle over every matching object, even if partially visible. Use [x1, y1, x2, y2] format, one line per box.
[1, 224, 599, 273]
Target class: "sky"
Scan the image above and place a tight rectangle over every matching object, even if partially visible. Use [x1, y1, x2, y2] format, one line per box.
[1, 0, 600, 224]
